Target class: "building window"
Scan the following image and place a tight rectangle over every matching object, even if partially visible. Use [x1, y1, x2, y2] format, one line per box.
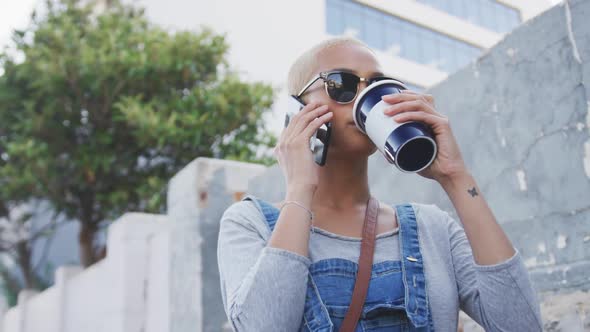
[416, 0, 521, 34]
[325, 0, 482, 73]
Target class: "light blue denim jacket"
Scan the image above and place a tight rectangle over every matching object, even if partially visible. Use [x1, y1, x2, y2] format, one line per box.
[217, 195, 543, 331]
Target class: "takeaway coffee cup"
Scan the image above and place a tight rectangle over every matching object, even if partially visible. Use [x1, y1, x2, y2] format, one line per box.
[352, 79, 437, 173]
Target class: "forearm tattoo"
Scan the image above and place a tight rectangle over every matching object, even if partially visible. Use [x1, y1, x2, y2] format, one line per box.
[467, 187, 478, 197]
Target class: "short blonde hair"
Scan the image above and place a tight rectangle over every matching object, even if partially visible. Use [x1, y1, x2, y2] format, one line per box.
[287, 37, 374, 97]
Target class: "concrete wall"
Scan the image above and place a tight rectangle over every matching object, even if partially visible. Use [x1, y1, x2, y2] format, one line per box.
[166, 158, 266, 332]
[1, 213, 169, 332]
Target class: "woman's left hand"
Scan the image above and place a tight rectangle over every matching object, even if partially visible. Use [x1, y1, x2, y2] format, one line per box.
[381, 90, 468, 183]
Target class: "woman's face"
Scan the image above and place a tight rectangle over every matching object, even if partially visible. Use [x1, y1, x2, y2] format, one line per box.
[301, 43, 382, 160]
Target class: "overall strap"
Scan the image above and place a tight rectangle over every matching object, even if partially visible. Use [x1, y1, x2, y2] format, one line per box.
[339, 196, 380, 332]
[396, 203, 430, 328]
[242, 195, 279, 231]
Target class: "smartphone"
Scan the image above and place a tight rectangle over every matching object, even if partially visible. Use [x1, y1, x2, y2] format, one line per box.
[284, 96, 332, 166]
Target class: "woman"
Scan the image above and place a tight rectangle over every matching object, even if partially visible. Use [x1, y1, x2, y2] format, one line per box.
[217, 37, 542, 331]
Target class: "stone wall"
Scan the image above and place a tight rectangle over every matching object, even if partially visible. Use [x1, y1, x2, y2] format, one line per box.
[166, 158, 267, 332]
[2, 213, 170, 332]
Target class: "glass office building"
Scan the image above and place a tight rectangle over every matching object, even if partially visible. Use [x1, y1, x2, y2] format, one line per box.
[416, 0, 521, 33]
[128, 0, 553, 133]
[325, 0, 523, 90]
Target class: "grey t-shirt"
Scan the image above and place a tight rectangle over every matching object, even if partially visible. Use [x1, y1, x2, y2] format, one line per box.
[217, 197, 543, 331]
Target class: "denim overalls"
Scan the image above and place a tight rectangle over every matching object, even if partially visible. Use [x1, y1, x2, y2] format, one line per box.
[246, 197, 435, 332]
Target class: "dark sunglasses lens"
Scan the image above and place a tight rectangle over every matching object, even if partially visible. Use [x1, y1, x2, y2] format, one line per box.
[326, 72, 359, 103]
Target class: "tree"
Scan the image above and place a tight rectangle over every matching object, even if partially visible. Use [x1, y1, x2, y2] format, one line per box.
[0, 0, 276, 267]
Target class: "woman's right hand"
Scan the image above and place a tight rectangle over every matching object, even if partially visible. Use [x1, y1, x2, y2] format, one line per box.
[274, 102, 333, 194]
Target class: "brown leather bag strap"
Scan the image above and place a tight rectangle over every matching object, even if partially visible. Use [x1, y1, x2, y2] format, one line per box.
[339, 196, 379, 332]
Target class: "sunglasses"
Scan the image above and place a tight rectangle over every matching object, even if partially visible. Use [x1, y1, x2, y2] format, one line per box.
[295, 70, 397, 104]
